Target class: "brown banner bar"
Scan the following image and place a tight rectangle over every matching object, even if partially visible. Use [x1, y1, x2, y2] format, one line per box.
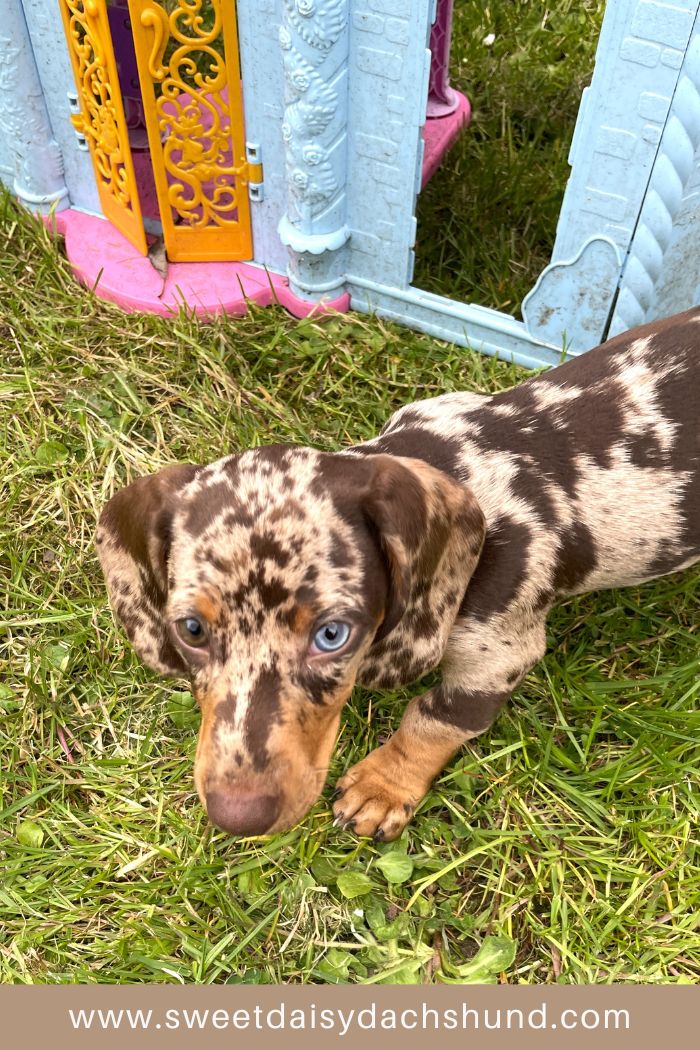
[0, 985, 696, 1050]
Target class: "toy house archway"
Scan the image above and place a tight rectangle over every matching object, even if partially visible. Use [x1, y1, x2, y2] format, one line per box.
[58, 0, 256, 261]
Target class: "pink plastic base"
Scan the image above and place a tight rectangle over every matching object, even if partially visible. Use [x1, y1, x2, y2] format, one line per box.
[47, 210, 350, 320]
[422, 91, 471, 187]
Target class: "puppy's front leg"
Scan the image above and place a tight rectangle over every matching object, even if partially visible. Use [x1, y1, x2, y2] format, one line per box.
[333, 612, 547, 840]
[332, 689, 481, 841]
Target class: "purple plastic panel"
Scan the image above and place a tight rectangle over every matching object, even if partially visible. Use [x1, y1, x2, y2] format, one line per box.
[106, 2, 141, 102]
[106, 1, 152, 209]
[427, 0, 459, 117]
[107, 0, 146, 144]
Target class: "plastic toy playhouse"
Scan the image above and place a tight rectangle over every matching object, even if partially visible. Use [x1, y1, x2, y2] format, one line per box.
[3, 1, 700, 367]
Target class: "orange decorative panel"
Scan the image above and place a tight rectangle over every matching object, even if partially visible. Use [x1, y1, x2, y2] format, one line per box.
[127, 0, 253, 262]
[58, 0, 147, 255]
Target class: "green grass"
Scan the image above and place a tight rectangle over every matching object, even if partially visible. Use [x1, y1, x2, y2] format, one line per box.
[1, 0, 699, 985]
[415, 0, 608, 311]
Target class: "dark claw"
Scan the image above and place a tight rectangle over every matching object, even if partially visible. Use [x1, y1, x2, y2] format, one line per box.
[345, 819, 356, 832]
[331, 787, 344, 801]
[373, 827, 385, 843]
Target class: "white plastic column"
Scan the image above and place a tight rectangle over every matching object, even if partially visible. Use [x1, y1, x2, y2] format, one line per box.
[0, 1, 68, 212]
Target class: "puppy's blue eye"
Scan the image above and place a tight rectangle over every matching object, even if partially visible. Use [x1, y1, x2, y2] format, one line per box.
[175, 616, 209, 648]
[312, 621, 351, 653]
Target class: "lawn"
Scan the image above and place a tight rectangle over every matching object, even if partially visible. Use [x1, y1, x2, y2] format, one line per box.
[1, 0, 698, 984]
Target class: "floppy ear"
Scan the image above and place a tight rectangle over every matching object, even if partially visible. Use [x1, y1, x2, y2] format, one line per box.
[95, 464, 200, 676]
[358, 454, 485, 688]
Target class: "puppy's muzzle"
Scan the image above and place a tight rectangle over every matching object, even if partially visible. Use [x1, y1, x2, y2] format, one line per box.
[205, 787, 282, 836]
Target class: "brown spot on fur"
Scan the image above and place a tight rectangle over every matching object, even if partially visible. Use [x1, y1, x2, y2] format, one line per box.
[463, 373, 629, 503]
[652, 334, 700, 559]
[626, 431, 667, 470]
[184, 479, 236, 534]
[301, 665, 344, 705]
[461, 517, 531, 621]
[245, 667, 282, 770]
[267, 498, 306, 524]
[213, 689, 236, 728]
[369, 422, 466, 479]
[250, 532, 291, 568]
[329, 529, 354, 568]
[419, 687, 507, 735]
[551, 519, 598, 594]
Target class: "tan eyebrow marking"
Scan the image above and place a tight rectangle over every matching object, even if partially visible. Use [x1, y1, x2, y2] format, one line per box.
[292, 604, 317, 634]
[193, 592, 222, 623]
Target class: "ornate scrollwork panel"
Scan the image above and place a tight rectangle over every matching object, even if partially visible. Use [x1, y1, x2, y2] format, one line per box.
[58, 0, 147, 253]
[128, 0, 252, 262]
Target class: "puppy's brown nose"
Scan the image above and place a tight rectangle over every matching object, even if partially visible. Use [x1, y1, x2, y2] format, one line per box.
[205, 789, 281, 836]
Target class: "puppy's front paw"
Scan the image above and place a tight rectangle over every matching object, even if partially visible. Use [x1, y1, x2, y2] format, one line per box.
[332, 743, 428, 841]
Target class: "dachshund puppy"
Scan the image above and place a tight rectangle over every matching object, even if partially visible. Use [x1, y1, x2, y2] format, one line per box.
[96, 309, 700, 839]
